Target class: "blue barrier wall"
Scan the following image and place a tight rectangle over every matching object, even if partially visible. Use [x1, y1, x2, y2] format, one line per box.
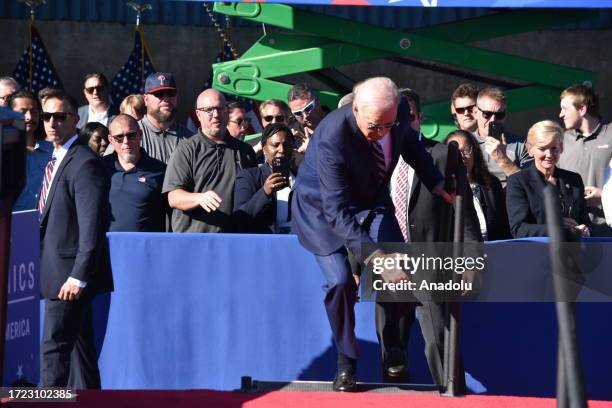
[96, 233, 612, 399]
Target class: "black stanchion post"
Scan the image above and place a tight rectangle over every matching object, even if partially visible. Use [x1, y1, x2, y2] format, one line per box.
[442, 141, 466, 397]
[0, 113, 26, 385]
[543, 186, 587, 408]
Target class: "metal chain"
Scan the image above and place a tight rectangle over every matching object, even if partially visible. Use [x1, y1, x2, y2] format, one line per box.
[202, 3, 240, 59]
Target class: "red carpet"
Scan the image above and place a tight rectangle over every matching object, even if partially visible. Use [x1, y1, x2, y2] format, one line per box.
[3, 390, 611, 408]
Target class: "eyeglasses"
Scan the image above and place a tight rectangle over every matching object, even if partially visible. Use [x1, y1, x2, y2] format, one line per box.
[454, 104, 476, 115]
[478, 107, 506, 120]
[229, 118, 251, 128]
[41, 112, 74, 122]
[110, 131, 139, 143]
[196, 106, 226, 116]
[150, 89, 177, 98]
[367, 121, 399, 132]
[291, 98, 316, 117]
[263, 115, 285, 123]
[85, 86, 105, 94]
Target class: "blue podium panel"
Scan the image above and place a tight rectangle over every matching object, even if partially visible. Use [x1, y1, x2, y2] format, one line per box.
[3, 210, 40, 386]
[99, 233, 612, 399]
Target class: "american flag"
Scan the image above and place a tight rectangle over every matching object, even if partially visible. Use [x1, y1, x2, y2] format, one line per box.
[12, 24, 63, 94]
[111, 27, 156, 106]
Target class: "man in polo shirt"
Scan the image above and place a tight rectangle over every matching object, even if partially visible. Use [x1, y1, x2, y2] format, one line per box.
[558, 84, 612, 236]
[140, 72, 192, 163]
[103, 114, 167, 232]
[163, 89, 257, 233]
[474, 87, 532, 187]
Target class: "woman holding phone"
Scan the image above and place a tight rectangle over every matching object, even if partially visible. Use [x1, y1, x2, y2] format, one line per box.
[233, 123, 296, 233]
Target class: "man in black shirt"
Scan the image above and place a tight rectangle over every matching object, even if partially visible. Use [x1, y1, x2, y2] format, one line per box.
[163, 89, 256, 233]
[103, 114, 167, 232]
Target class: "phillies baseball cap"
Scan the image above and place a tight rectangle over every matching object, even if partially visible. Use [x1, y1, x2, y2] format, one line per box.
[144, 72, 177, 93]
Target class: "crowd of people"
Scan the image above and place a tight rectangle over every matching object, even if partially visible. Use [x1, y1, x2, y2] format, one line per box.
[1, 71, 611, 390]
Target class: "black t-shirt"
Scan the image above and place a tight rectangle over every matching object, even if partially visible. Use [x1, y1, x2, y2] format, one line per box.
[162, 131, 257, 233]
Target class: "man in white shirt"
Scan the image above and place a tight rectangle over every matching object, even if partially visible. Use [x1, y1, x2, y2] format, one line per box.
[77, 73, 116, 129]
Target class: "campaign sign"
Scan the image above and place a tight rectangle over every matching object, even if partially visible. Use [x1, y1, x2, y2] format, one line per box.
[3, 210, 39, 386]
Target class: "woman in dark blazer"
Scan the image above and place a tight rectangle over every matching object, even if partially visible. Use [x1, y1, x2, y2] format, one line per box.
[506, 120, 590, 238]
[233, 123, 296, 233]
[445, 129, 511, 240]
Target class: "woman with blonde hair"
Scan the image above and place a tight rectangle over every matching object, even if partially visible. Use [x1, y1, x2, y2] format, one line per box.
[119, 94, 146, 120]
[506, 120, 590, 238]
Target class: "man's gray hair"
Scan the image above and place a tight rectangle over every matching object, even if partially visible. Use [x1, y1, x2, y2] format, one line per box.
[0, 76, 20, 89]
[353, 77, 399, 111]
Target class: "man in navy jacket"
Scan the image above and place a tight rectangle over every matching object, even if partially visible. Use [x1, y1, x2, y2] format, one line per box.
[39, 91, 112, 388]
[292, 77, 449, 391]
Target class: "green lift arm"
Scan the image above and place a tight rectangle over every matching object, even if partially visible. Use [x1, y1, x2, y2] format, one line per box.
[212, 3, 596, 140]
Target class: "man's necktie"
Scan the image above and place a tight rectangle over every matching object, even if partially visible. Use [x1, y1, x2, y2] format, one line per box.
[38, 156, 57, 215]
[371, 141, 387, 185]
[393, 158, 410, 242]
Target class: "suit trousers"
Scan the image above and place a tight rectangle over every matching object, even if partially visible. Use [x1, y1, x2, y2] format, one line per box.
[314, 209, 403, 364]
[40, 297, 101, 389]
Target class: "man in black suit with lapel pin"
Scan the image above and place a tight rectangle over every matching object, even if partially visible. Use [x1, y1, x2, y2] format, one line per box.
[38, 91, 113, 388]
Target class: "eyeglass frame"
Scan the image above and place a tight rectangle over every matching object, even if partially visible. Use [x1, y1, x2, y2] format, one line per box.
[477, 106, 506, 120]
[110, 131, 140, 143]
[454, 104, 476, 115]
[229, 117, 251, 128]
[196, 105, 227, 116]
[41, 111, 75, 122]
[291, 98, 317, 117]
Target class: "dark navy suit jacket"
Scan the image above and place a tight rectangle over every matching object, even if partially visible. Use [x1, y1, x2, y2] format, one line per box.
[291, 99, 444, 263]
[39, 138, 113, 299]
[506, 164, 590, 238]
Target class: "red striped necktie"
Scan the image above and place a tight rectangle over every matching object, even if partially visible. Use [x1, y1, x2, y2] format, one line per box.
[370, 141, 387, 185]
[38, 156, 57, 215]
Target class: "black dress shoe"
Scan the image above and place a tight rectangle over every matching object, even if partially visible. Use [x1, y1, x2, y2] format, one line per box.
[333, 370, 357, 392]
[387, 363, 407, 378]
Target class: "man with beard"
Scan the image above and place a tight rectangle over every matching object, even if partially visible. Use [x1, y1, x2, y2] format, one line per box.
[103, 114, 167, 232]
[8, 90, 54, 211]
[163, 89, 257, 233]
[139, 72, 191, 163]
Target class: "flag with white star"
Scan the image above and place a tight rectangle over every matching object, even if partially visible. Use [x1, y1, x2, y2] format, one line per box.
[111, 27, 156, 106]
[12, 24, 63, 94]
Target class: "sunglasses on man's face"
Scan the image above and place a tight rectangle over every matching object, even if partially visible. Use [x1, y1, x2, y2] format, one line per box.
[150, 89, 177, 99]
[478, 107, 506, 120]
[263, 115, 285, 123]
[85, 86, 105, 94]
[454, 104, 476, 115]
[291, 98, 316, 117]
[110, 131, 139, 143]
[41, 112, 74, 122]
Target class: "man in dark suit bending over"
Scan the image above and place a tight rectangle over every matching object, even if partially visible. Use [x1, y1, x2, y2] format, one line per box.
[39, 91, 113, 388]
[291, 77, 451, 391]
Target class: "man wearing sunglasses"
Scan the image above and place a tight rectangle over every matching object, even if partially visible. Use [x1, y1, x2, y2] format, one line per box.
[138, 72, 191, 164]
[39, 91, 112, 389]
[288, 83, 327, 152]
[226, 101, 251, 141]
[102, 114, 167, 232]
[474, 87, 531, 187]
[450, 83, 479, 133]
[77, 73, 116, 129]
[292, 77, 450, 392]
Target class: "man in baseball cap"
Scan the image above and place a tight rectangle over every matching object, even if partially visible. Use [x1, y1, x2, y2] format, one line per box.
[139, 72, 191, 164]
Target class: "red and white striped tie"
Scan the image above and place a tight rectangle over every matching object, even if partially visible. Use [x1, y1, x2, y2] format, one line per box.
[38, 156, 57, 215]
[393, 158, 410, 242]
